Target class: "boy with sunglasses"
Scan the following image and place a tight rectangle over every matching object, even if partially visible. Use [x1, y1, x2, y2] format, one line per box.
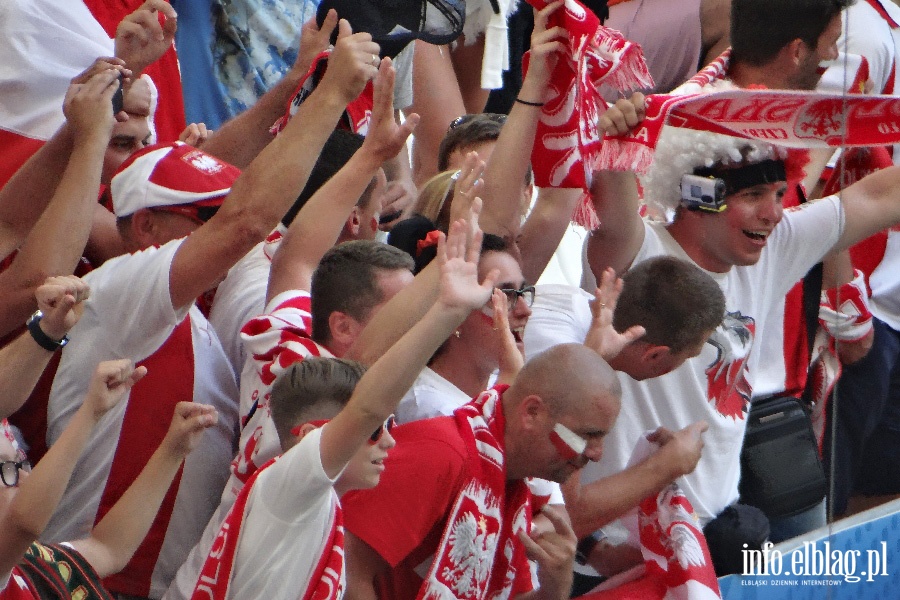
[186, 221, 499, 600]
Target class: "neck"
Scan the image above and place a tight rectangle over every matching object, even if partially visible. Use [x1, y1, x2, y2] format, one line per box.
[430, 344, 495, 398]
[728, 61, 788, 90]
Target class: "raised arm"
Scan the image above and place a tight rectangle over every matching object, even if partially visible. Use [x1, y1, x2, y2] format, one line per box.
[344, 188, 486, 366]
[319, 222, 498, 478]
[0, 58, 129, 261]
[114, 0, 177, 77]
[168, 20, 378, 311]
[833, 164, 900, 253]
[267, 58, 419, 302]
[586, 93, 648, 277]
[0, 276, 90, 419]
[200, 11, 339, 169]
[0, 70, 119, 337]
[0, 360, 146, 578]
[70, 402, 217, 577]
[479, 1, 566, 240]
[583, 268, 645, 361]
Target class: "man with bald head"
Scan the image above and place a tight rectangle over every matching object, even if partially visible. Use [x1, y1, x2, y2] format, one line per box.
[342, 343, 620, 600]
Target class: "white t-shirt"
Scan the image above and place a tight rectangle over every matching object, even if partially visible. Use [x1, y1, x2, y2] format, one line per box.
[43, 238, 239, 598]
[224, 427, 343, 599]
[840, 0, 900, 330]
[167, 288, 331, 600]
[533, 197, 844, 523]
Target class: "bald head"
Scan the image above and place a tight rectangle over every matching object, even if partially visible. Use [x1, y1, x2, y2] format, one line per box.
[504, 344, 621, 482]
[509, 343, 621, 416]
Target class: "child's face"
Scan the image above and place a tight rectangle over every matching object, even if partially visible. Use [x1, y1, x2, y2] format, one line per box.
[337, 424, 396, 492]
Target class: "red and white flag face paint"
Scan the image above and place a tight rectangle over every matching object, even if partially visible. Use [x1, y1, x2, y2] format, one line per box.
[0, 1, 113, 187]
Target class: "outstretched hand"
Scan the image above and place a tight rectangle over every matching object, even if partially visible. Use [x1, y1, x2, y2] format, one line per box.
[161, 402, 218, 459]
[597, 92, 646, 136]
[518, 505, 577, 596]
[34, 275, 91, 341]
[361, 58, 419, 164]
[448, 152, 485, 253]
[646, 421, 708, 480]
[294, 10, 339, 77]
[490, 290, 525, 384]
[519, 0, 567, 100]
[583, 268, 645, 360]
[115, 0, 177, 76]
[435, 220, 497, 314]
[84, 359, 148, 419]
[64, 68, 121, 141]
[319, 19, 381, 106]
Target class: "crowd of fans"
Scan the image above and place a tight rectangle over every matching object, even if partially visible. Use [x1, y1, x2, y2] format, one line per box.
[2, 0, 900, 598]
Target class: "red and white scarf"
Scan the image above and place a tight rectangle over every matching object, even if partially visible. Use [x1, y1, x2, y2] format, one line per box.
[522, 0, 653, 228]
[418, 385, 533, 600]
[191, 458, 344, 600]
[581, 491, 720, 599]
[597, 48, 887, 175]
[269, 51, 374, 137]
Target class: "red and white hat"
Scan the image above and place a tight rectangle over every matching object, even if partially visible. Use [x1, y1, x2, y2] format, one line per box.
[110, 142, 241, 218]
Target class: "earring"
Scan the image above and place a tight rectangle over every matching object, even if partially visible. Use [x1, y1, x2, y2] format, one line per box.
[453, 330, 461, 339]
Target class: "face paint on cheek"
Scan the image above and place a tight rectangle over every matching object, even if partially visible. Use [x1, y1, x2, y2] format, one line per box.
[550, 423, 587, 461]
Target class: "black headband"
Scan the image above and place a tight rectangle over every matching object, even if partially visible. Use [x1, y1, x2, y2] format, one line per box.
[694, 159, 786, 196]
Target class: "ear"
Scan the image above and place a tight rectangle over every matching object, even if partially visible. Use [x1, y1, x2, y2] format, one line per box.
[327, 311, 364, 352]
[344, 208, 362, 238]
[641, 344, 673, 376]
[518, 394, 550, 432]
[294, 422, 318, 440]
[129, 208, 158, 248]
[784, 38, 808, 66]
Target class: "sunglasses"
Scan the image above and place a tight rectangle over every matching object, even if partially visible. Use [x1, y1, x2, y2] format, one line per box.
[369, 415, 396, 445]
[498, 285, 536, 308]
[150, 204, 220, 224]
[448, 113, 508, 131]
[0, 458, 31, 487]
[289, 416, 395, 445]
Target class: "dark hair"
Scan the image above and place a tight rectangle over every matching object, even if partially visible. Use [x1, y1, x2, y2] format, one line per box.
[437, 116, 504, 171]
[731, 0, 852, 66]
[281, 129, 368, 227]
[310, 240, 414, 345]
[613, 256, 725, 353]
[270, 357, 366, 450]
[388, 218, 509, 274]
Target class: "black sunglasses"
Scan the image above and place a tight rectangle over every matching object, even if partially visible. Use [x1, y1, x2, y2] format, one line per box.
[0, 459, 31, 487]
[369, 415, 396, 445]
[448, 113, 508, 131]
[498, 285, 536, 308]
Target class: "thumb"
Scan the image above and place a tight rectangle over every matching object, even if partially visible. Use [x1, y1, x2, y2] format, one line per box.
[336, 18, 352, 39]
[688, 421, 709, 436]
[622, 325, 646, 344]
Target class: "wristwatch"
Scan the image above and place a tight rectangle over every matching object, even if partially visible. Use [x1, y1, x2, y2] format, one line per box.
[26, 310, 69, 351]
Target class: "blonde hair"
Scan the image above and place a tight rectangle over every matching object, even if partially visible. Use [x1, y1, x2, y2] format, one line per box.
[413, 170, 457, 231]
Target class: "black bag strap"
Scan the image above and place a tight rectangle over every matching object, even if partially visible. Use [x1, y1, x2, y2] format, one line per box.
[797, 183, 824, 406]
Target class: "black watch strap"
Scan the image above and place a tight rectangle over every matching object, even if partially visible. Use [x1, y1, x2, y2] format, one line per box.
[26, 310, 68, 351]
[575, 534, 602, 566]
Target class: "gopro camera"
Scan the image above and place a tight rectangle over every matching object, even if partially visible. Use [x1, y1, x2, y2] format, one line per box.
[680, 174, 727, 212]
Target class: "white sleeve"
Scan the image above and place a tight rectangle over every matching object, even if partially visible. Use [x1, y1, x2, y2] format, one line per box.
[392, 44, 414, 111]
[254, 427, 340, 523]
[80, 237, 189, 359]
[524, 285, 594, 361]
[842, 2, 897, 93]
[765, 195, 844, 297]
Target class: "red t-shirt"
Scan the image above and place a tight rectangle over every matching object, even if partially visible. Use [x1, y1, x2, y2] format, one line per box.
[342, 417, 534, 599]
